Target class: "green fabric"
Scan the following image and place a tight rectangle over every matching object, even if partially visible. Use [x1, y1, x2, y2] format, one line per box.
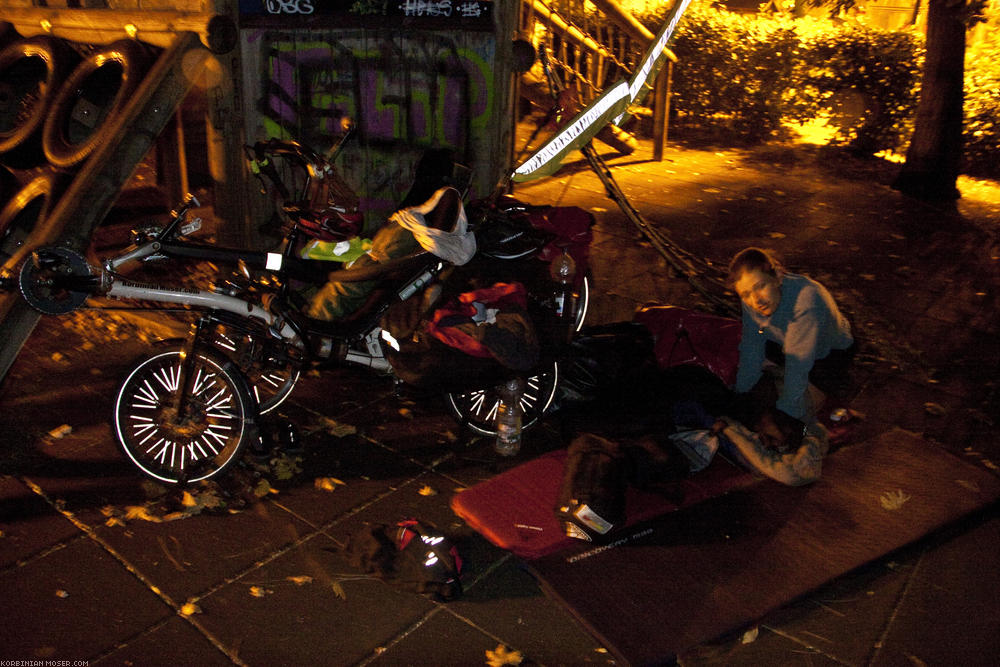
[305, 223, 420, 321]
[300, 237, 372, 263]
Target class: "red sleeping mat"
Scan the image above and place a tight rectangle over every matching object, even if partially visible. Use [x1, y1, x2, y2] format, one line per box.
[451, 449, 756, 559]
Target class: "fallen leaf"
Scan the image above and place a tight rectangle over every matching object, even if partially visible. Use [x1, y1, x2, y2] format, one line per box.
[103, 511, 125, 527]
[319, 417, 357, 437]
[923, 402, 946, 416]
[880, 489, 911, 510]
[179, 602, 201, 617]
[314, 477, 345, 492]
[124, 505, 163, 523]
[249, 586, 269, 598]
[48, 424, 72, 439]
[418, 485, 437, 497]
[272, 453, 302, 480]
[486, 644, 523, 666]
[741, 627, 759, 644]
[768, 232, 786, 239]
[332, 581, 347, 599]
[253, 479, 273, 497]
[287, 575, 313, 586]
[55, 590, 69, 598]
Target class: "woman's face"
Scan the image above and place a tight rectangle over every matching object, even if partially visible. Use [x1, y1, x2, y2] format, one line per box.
[735, 268, 782, 317]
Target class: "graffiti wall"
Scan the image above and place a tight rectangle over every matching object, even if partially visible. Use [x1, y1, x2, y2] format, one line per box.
[241, 25, 502, 229]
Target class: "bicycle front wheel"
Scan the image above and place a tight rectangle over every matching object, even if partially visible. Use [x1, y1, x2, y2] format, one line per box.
[113, 346, 257, 484]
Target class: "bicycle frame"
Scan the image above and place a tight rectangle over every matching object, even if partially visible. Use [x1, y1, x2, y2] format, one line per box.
[99, 248, 442, 376]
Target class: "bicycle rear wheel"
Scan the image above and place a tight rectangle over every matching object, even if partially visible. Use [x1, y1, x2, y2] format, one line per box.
[446, 361, 559, 436]
[113, 346, 257, 484]
[202, 327, 300, 414]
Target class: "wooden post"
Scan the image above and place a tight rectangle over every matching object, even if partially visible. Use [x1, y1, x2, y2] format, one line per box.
[156, 107, 190, 207]
[652, 60, 672, 161]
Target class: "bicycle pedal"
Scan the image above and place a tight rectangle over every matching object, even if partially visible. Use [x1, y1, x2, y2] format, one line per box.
[276, 420, 303, 455]
[249, 436, 274, 462]
[256, 419, 303, 457]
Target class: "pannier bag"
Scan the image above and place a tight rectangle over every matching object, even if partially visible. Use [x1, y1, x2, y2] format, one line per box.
[555, 433, 627, 542]
[425, 281, 540, 372]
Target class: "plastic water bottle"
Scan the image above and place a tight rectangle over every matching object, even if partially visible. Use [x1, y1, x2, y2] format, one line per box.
[549, 249, 577, 343]
[549, 248, 577, 319]
[494, 378, 523, 457]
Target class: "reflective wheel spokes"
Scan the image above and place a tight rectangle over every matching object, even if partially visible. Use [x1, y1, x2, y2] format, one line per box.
[113, 347, 256, 484]
[574, 274, 590, 332]
[207, 328, 299, 414]
[446, 362, 559, 436]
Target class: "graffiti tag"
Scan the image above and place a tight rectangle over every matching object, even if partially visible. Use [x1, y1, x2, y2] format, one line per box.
[399, 0, 452, 17]
[265, 0, 315, 15]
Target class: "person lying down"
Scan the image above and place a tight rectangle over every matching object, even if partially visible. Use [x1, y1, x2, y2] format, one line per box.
[559, 361, 831, 489]
[554, 364, 832, 542]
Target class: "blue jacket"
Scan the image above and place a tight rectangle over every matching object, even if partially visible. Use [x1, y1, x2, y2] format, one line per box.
[734, 273, 853, 419]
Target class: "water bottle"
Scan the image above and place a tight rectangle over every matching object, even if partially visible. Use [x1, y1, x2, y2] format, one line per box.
[494, 378, 524, 457]
[549, 249, 577, 342]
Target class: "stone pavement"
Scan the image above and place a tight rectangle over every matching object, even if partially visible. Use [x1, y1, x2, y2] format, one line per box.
[1, 137, 998, 666]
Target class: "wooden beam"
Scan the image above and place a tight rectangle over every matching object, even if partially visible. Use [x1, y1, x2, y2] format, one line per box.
[1, 8, 219, 49]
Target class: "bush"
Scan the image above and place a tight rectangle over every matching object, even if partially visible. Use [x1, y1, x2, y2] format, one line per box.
[641, 2, 924, 155]
[793, 24, 923, 154]
[665, 5, 802, 142]
[628, 1, 1000, 177]
[963, 30, 1000, 179]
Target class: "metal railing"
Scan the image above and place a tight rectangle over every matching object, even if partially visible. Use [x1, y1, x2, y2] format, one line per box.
[520, 0, 673, 157]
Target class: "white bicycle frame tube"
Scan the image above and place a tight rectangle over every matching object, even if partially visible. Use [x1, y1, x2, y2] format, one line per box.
[107, 279, 296, 336]
[104, 278, 392, 372]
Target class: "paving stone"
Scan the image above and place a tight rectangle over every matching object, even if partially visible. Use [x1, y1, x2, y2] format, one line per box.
[0, 537, 171, 660]
[871, 514, 1000, 667]
[91, 501, 315, 604]
[193, 534, 436, 666]
[0, 475, 83, 569]
[447, 556, 615, 665]
[95, 615, 235, 666]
